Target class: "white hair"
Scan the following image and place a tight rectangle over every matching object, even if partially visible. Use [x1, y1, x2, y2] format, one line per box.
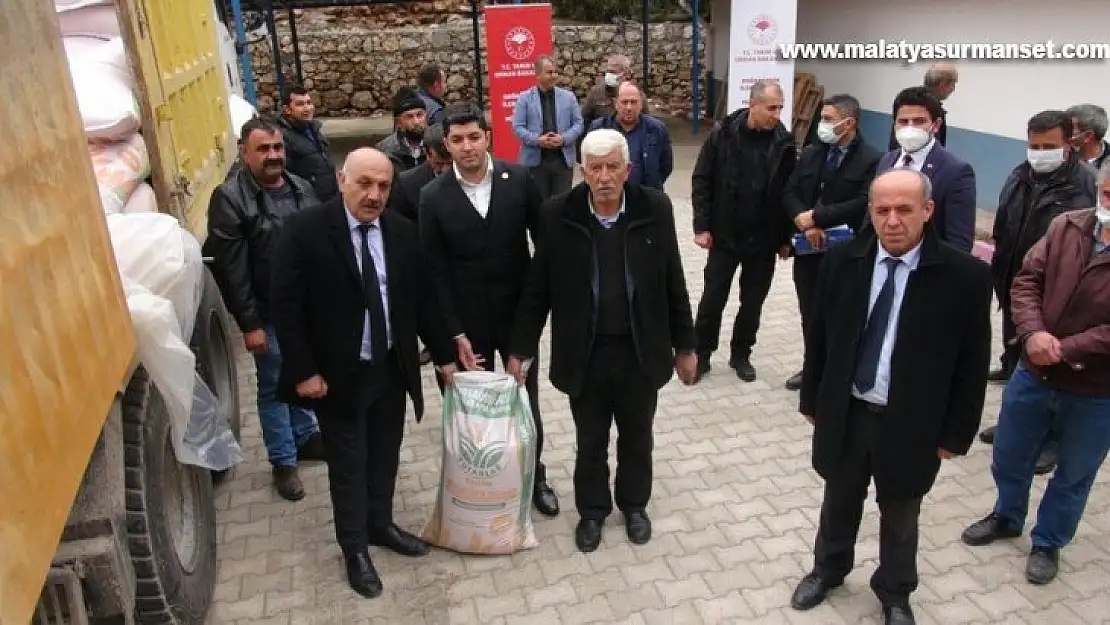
[581, 129, 629, 166]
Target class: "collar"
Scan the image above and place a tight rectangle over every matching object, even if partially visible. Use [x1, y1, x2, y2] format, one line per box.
[588, 191, 626, 227]
[876, 239, 924, 271]
[344, 203, 380, 231]
[899, 136, 937, 167]
[453, 154, 494, 186]
[1090, 141, 1108, 165]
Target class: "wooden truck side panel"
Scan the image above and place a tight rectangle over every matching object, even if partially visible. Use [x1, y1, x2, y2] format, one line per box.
[0, 3, 137, 623]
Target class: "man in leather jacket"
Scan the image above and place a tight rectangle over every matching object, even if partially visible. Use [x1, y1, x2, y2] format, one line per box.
[206, 116, 324, 501]
[278, 85, 338, 202]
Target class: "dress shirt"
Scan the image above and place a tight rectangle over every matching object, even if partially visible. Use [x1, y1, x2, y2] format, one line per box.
[588, 192, 627, 228]
[896, 137, 936, 172]
[454, 155, 494, 218]
[344, 206, 393, 360]
[851, 240, 923, 405]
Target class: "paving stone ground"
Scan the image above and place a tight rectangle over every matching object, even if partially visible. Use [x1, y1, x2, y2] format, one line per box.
[207, 145, 1110, 625]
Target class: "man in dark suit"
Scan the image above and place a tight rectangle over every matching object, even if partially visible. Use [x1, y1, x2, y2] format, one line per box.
[387, 124, 453, 223]
[269, 148, 458, 599]
[783, 94, 882, 390]
[791, 169, 992, 625]
[869, 86, 977, 253]
[507, 128, 698, 552]
[418, 103, 560, 517]
[886, 63, 957, 151]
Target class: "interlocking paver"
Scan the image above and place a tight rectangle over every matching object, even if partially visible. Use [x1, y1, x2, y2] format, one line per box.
[208, 146, 1110, 624]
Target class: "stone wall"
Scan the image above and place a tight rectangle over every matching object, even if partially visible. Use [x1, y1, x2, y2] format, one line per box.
[249, 17, 707, 118]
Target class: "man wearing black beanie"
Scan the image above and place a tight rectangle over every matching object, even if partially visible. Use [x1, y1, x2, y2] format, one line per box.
[376, 86, 428, 173]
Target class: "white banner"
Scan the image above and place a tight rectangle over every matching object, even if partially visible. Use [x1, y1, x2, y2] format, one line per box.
[727, 1, 799, 128]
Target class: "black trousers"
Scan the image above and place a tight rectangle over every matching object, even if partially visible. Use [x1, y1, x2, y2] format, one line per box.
[569, 336, 658, 520]
[813, 399, 922, 608]
[436, 340, 547, 484]
[316, 354, 407, 557]
[693, 244, 777, 360]
[530, 159, 574, 201]
[793, 252, 823, 344]
[999, 303, 1019, 376]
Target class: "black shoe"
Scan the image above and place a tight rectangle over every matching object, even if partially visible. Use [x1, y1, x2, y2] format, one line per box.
[1035, 441, 1058, 475]
[729, 357, 756, 382]
[790, 573, 841, 611]
[533, 481, 560, 517]
[625, 510, 651, 545]
[961, 513, 1021, 546]
[784, 371, 804, 390]
[691, 353, 711, 383]
[344, 551, 383, 598]
[368, 524, 428, 557]
[979, 425, 997, 445]
[883, 604, 916, 625]
[987, 367, 1009, 383]
[297, 431, 326, 462]
[272, 465, 305, 501]
[1026, 546, 1059, 585]
[575, 519, 603, 552]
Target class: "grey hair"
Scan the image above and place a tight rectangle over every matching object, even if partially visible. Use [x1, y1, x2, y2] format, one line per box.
[1067, 104, 1108, 140]
[869, 168, 933, 205]
[607, 54, 632, 71]
[581, 129, 630, 166]
[750, 79, 782, 103]
[924, 63, 958, 88]
[823, 94, 861, 122]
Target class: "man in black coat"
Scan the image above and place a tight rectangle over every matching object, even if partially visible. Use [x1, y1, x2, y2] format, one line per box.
[418, 103, 560, 517]
[269, 147, 458, 599]
[691, 79, 796, 383]
[783, 94, 882, 390]
[277, 85, 338, 202]
[508, 128, 698, 553]
[387, 123, 452, 223]
[792, 169, 992, 625]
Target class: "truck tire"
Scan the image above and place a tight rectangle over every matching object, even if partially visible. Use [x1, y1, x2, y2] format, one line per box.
[191, 266, 242, 485]
[123, 367, 217, 624]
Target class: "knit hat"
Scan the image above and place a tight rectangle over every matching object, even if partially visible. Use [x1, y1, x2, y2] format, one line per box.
[392, 86, 426, 117]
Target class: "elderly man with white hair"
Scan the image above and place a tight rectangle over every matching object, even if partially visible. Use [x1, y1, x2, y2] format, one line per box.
[508, 129, 698, 553]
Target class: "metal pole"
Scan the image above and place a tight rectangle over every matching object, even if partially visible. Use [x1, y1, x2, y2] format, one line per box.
[229, 0, 257, 105]
[286, 2, 304, 85]
[641, 0, 650, 97]
[264, 0, 285, 102]
[691, 0, 700, 134]
[471, 0, 484, 110]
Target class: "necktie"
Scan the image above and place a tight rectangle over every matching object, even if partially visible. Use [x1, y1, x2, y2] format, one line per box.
[825, 147, 842, 173]
[854, 257, 902, 394]
[901, 153, 914, 168]
[357, 224, 389, 363]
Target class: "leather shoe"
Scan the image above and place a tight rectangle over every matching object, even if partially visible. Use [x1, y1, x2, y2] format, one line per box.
[271, 465, 305, 502]
[1035, 442, 1058, 475]
[978, 425, 997, 444]
[533, 481, 560, 517]
[1026, 546, 1059, 585]
[575, 519, 603, 552]
[369, 524, 428, 557]
[625, 510, 651, 545]
[961, 513, 1021, 546]
[790, 573, 841, 611]
[784, 371, 803, 390]
[883, 604, 916, 625]
[344, 551, 383, 598]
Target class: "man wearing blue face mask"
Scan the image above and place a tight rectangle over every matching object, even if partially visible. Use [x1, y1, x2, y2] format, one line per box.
[977, 110, 1097, 474]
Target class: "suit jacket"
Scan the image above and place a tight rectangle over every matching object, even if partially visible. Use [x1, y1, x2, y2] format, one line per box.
[418, 158, 542, 346]
[388, 161, 437, 223]
[510, 182, 697, 396]
[783, 136, 882, 232]
[511, 85, 584, 167]
[799, 225, 992, 500]
[269, 200, 454, 420]
[870, 143, 977, 252]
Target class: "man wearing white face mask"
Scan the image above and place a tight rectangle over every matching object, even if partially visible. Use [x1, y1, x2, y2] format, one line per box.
[783, 94, 882, 390]
[580, 54, 649, 158]
[977, 110, 1097, 474]
[869, 87, 977, 253]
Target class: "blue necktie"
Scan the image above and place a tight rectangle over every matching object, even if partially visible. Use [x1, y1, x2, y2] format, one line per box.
[825, 147, 843, 173]
[357, 224, 389, 363]
[854, 257, 902, 393]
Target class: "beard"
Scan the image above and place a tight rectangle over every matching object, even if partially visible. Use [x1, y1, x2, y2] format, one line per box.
[403, 125, 425, 141]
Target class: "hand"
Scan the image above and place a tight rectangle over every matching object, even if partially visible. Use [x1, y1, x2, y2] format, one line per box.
[455, 335, 486, 371]
[243, 329, 267, 354]
[938, 448, 956, 460]
[694, 232, 713, 249]
[804, 228, 825, 250]
[437, 362, 459, 386]
[795, 210, 816, 231]
[295, 374, 328, 399]
[778, 244, 792, 260]
[1025, 331, 1063, 367]
[803, 414, 815, 425]
[549, 134, 565, 147]
[507, 356, 527, 385]
[674, 351, 698, 384]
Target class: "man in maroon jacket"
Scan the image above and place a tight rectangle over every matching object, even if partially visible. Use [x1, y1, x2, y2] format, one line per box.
[961, 162, 1110, 587]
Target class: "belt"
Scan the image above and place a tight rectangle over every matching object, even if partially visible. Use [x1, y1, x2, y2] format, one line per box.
[358, 348, 396, 367]
[851, 396, 886, 414]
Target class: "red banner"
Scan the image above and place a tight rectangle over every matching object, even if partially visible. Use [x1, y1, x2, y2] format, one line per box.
[484, 3, 553, 162]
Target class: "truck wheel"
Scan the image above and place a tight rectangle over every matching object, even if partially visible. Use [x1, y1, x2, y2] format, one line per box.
[123, 367, 218, 625]
[191, 266, 241, 485]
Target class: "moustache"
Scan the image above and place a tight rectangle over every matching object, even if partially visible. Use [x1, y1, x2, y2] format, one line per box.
[263, 159, 284, 168]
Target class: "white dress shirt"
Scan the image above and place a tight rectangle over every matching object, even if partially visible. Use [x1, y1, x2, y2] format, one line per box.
[344, 206, 393, 360]
[896, 137, 936, 172]
[454, 154, 494, 218]
[851, 240, 923, 405]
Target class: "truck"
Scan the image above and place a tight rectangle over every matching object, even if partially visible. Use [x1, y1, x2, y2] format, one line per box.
[1, 0, 245, 623]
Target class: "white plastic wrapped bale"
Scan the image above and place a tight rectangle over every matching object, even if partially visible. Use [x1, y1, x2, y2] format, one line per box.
[88, 133, 150, 215]
[105, 212, 203, 341]
[122, 182, 157, 214]
[67, 36, 139, 141]
[230, 94, 259, 140]
[56, 0, 120, 38]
